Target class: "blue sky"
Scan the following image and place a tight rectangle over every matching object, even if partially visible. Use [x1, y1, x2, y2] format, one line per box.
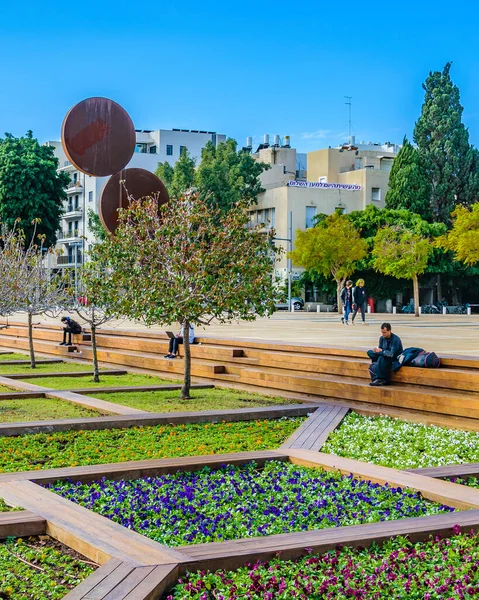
[1, 1, 478, 153]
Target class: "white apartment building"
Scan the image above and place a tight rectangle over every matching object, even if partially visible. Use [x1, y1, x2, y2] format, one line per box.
[46, 128, 226, 269]
[248, 135, 399, 300]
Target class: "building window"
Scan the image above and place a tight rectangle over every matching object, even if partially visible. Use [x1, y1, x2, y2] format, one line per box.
[88, 191, 93, 202]
[73, 173, 78, 184]
[166, 145, 173, 156]
[179, 145, 187, 156]
[306, 206, 317, 228]
[371, 187, 381, 202]
[149, 145, 157, 154]
[135, 143, 147, 153]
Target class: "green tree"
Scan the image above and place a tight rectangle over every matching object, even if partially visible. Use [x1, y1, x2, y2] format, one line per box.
[75, 261, 116, 382]
[0, 223, 69, 367]
[171, 148, 196, 198]
[385, 137, 431, 219]
[196, 139, 269, 212]
[289, 212, 367, 311]
[414, 63, 479, 222]
[0, 132, 69, 246]
[155, 161, 174, 190]
[372, 226, 434, 317]
[88, 195, 279, 398]
[436, 203, 479, 266]
[87, 209, 107, 242]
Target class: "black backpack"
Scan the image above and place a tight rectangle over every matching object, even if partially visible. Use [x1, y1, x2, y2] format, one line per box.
[410, 351, 441, 368]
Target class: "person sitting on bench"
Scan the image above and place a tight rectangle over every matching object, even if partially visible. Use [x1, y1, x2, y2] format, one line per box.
[367, 322, 403, 386]
[59, 316, 82, 346]
[165, 323, 195, 359]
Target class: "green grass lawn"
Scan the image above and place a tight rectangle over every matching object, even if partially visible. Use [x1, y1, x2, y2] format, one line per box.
[93, 386, 297, 412]
[20, 372, 178, 389]
[0, 362, 104, 375]
[0, 386, 15, 393]
[0, 352, 32, 361]
[0, 397, 105, 422]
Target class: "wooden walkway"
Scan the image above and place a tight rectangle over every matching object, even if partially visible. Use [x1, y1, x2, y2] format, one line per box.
[64, 559, 178, 600]
[2, 448, 479, 598]
[178, 509, 479, 572]
[408, 463, 479, 479]
[280, 405, 349, 451]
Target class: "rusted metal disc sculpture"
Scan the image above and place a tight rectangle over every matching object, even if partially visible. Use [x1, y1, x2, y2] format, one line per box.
[62, 97, 136, 177]
[99, 168, 170, 234]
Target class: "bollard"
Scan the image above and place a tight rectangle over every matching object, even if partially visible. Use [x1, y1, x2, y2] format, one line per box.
[367, 306, 371, 314]
[467, 307, 472, 315]
[317, 305, 321, 313]
[443, 306, 447, 315]
[392, 306, 397, 315]
[419, 306, 422, 315]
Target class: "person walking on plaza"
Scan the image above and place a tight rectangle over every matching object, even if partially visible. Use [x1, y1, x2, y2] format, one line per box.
[340, 280, 354, 325]
[59, 316, 82, 346]
[367, 322, 403, 386]
[352, 279, 368, 325]
[164, 323, 195, 359]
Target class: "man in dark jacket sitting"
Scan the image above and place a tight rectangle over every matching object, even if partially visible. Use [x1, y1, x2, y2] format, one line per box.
[367, 322, 403, 386]
[59, 316, 82, 346]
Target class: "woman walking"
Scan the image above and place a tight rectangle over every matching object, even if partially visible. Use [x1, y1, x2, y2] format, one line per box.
[352, 279, 368, 325]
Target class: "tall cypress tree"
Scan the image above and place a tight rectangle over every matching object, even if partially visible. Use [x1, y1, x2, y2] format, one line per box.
[385, 137, 431, 219]
[414, 63, 479, 223]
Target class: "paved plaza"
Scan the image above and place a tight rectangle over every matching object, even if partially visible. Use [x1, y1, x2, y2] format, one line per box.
[7, 311, 479, 357]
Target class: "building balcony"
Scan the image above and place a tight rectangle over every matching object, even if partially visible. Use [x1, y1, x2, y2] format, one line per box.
[57, 231, 82, 243]
[64, 206, 83, 219]
[57, 253, 82, 266]
[67, 181, 83, 194]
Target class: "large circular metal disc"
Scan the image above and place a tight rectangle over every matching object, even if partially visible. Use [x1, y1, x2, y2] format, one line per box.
[61, 97, 136, 176]
[98, 168, 170, 234]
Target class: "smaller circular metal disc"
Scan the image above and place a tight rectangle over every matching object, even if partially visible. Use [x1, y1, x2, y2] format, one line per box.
[62, 97, 136, 176]
[98, 168, 170, 234]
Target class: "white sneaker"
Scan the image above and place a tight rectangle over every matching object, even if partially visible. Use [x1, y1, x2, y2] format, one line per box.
[344, 321, 349, 326]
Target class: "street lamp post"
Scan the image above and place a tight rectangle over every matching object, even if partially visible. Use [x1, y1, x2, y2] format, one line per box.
[272, 211, 294, 312]
[70, 241, 82, 300]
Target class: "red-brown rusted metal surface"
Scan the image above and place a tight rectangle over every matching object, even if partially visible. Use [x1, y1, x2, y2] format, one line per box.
[61, 97, 136, 177]
[98, 168, 170, 233]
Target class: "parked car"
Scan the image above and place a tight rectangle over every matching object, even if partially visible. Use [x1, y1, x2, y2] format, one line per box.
[275, 297, 304, 311]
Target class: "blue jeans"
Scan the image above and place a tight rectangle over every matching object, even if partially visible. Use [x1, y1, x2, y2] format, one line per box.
[344, 301, 352, 323]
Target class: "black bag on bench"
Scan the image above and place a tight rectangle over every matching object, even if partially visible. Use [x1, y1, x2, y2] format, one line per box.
[410, 351, 441, 368]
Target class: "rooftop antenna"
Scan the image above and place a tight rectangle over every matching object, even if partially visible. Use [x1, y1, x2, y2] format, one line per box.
[344, 96, 352, 142]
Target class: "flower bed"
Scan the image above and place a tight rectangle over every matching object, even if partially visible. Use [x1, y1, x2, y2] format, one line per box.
[167, 530, 479, 599]
[0, 419, 301, 472]
[0, 397, 105, 422]
[47, 461, 453, 547]
[323, 412, 479, 469]
[0, 536, 96, 599]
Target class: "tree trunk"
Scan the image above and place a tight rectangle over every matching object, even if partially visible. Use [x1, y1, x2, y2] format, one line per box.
[91, 324, 100, 383]
[336, 278, 346, 315]
[181, 319, 191, 399]
[28, 312, 36, 369]
[436, 274, 442, 305]
[413, 275, 420, 318]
